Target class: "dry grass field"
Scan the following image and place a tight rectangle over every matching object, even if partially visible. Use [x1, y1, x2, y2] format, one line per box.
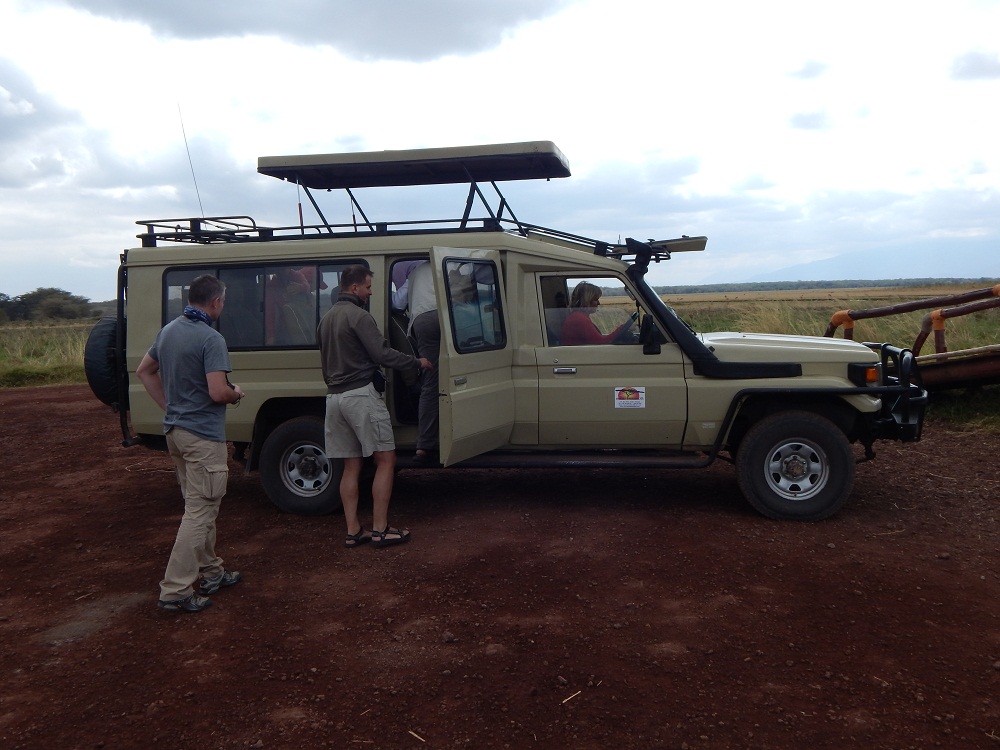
[601, 282, 999, 356]
[2, 283, 997, 389]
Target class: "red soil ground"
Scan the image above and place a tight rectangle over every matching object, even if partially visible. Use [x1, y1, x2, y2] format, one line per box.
[1, 384, 999, 749]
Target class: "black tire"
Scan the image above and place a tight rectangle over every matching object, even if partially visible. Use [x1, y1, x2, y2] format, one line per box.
[259, 417, 343, 515]
[85, 316, 126, 408]
[735, 411, 854, 521]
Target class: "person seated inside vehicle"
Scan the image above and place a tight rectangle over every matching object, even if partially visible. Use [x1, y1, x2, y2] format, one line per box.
[560, 281, 632, 345]
[265, 266, 325, 345]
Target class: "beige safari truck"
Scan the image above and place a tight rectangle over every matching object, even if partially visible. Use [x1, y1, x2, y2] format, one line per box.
[85, 141, 927, 521]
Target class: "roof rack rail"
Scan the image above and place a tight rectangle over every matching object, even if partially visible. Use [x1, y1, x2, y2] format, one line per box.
[136, 216, 266, 247]
[134, 214, 704, 265]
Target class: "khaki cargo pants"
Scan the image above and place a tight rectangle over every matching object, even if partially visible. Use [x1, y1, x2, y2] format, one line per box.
[159, 427, 227, 601]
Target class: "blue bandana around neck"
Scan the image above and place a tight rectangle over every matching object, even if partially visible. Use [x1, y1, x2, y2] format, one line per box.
[183, 305, 214, 325]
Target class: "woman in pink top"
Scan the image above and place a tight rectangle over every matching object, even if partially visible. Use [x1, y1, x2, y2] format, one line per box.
[559, 282, 630, 345]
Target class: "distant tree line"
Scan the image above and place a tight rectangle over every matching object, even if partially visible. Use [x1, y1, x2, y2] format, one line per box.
[0, 288, 96, 323]
[3, 277, 995, 323]
[649, 278, 997, 296]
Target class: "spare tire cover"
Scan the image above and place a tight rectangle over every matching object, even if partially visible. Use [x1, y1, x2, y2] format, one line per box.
[85, 315, 127, 408]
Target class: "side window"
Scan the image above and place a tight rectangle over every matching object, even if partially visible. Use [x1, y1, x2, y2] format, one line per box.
[263, 265, 321, 346]
[541, 275, 640, 346]
[219, 268, 265, 348]
[164, 262, 363, 350]
[443, 259, 505, 353]
[164, 269, 212, 323]
[318, 266, 347, 312]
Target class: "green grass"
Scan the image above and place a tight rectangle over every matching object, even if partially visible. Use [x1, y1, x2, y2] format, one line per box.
[668, 290, 1000, 433]
[925, 385, 1000, 433]
[4, 288, 999, 432]
[0, 321, 91, 388]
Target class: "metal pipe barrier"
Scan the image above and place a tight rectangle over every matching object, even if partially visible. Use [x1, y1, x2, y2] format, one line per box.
[824, 284, 1000, 354]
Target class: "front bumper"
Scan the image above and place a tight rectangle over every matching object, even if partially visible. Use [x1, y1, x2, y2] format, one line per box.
[865, 342, 927, 442]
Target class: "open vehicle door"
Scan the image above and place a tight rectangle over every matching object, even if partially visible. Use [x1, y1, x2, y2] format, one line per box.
[430, 247, 515, 465]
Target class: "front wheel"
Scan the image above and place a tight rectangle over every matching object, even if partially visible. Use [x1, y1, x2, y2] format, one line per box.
[735, 411, 854, 521]
[259, 417, 342, 515]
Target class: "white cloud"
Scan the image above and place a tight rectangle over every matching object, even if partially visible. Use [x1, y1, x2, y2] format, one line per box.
[0, 0, 998, 301]
[951, 50, 1000, 80]
[0, 84, 34, 116]
[789, 61, 828, 80]
[37, 0, 574, 61]
[789, 111, 832, 130]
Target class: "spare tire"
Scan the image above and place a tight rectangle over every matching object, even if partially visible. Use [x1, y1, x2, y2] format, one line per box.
[85, 315, 127, 409]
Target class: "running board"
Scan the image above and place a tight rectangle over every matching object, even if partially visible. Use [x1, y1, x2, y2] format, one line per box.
[397, 450, 716, 470]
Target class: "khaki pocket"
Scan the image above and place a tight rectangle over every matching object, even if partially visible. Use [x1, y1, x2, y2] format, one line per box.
[369, 412, 394, 445]
[189, 462, 229, 502]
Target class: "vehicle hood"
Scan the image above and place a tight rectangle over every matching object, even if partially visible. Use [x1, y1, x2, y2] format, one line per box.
[699, 331, 879, 363]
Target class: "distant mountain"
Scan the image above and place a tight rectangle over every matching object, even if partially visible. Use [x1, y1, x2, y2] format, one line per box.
[741, 240, 999, 285]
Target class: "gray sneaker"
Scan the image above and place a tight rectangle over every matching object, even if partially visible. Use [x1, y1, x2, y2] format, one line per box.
[199, 569, 242, 595]
[157, 593, 213, 613]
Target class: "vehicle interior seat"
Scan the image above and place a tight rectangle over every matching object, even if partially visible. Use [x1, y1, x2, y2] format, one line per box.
[388, 311, 419, 423]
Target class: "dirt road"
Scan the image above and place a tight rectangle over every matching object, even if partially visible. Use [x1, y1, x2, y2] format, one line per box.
[1, 385, 999, 749]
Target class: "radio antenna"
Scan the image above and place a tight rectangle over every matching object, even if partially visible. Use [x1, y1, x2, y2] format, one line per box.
[177, 103, 205, 218]
[297, 177, 304, 235]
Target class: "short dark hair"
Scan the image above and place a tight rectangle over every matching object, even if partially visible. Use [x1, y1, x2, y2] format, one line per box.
[340, 265, 373, 290]
[188, 275, 226, 306]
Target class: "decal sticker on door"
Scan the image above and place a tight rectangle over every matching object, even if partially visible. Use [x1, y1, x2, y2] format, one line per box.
[614, 386, 645, 408]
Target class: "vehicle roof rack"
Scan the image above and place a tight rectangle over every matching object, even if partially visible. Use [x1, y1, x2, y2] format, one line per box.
[135, 141, 706, 264]
[135, 216, 703, 268]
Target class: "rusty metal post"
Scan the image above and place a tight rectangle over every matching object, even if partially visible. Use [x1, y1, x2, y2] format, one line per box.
[931, 309, 947, 356]
[825, 310, 855, 339]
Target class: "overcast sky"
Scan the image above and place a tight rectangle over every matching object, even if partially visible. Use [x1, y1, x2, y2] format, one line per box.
[1, 0, 998, 301]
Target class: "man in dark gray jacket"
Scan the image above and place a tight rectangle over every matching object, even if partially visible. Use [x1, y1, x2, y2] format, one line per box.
[318, 265, 432, 549]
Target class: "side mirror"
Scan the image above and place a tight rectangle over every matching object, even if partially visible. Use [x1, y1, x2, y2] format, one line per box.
[639, 315, 667, 355]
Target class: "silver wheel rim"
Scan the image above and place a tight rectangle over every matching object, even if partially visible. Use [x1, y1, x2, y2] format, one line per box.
[279, 442, 332, 497]
[764, 438, 829, 501]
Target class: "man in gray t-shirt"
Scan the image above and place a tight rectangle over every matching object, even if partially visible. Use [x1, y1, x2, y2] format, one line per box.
[137, 275, 246, 613]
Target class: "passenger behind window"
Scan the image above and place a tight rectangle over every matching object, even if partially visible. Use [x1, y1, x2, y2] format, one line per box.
[266, 267, 325, 345]
[391, 260, 424, 312]
[560, 282, 631, 345]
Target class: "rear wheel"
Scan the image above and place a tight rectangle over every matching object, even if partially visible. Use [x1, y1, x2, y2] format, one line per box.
[736, 411, 854, 521]
[259, 417, 342, 515]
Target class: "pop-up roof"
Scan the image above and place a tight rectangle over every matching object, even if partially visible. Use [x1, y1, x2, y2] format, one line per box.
[257, 140, 571, 189]
[138, 141, 702, 267]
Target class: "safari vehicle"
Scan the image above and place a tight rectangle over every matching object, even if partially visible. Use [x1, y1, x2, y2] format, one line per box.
[86, 141, 927, 521]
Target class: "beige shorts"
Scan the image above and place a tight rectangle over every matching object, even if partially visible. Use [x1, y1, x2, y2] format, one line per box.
[324, 384, 396, 458]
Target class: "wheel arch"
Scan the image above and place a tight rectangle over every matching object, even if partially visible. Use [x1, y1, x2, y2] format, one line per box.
[725, 393, 861, 455]
[246, 396, 326, 471]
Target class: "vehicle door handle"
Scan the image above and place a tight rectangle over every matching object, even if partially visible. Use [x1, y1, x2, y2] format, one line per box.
[553, 367, 577, 375]
[453, 376, 468, 385]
